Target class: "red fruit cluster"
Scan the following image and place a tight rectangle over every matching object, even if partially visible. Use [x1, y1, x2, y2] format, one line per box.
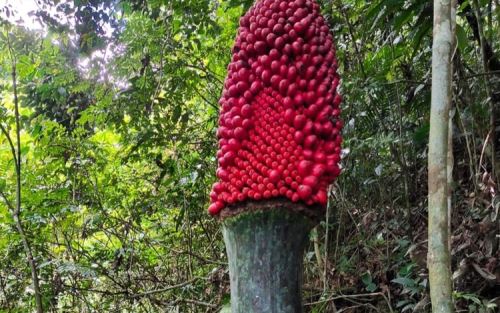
[208, 0, 342, 216]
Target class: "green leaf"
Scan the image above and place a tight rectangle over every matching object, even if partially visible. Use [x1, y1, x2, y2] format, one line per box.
[393, 8, 415, 31]
[172, 105, 182, 123]
[392, 276, 416, 287]
[366, 282, 377, 292]
[411, 19, 432, 59]
[361, 272, 373, 285]
[456, 24, 468, 52]
[31, 124, 42, 139]
[398, 262, 417, 276]
[412, 123, 430, 146]
[20, 146, 30, 156]
[396, 300, 412, 308]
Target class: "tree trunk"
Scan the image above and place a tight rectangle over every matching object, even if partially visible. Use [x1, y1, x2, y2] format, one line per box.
[11, 59, 44, 313]
[222, 206, 314, 313]
[427, 0, 455, 312]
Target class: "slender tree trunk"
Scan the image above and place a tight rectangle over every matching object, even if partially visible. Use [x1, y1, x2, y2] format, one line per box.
[222, 205, 314, 313]
[447, 0, 457, 252]
[311, 227, 324, 279]
[427, 0, 455, 312]
[447, 109, 454, 252]
[11, 62, 44, 313]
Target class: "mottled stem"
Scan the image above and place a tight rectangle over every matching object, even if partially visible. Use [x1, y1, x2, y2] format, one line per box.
[223, 207, 314, 313]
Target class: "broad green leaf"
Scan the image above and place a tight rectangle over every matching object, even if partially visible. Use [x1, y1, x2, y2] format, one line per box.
[456, 24, 469, 52]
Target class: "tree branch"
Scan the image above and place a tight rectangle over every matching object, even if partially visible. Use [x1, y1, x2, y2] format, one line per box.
[0, 190, 14, 212]
[0, 123, 18, 170]
[6, 35, 44, 313]
[130, 277, 199, 298]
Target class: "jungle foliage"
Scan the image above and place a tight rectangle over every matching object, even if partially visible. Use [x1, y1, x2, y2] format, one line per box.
[0, 0, 498, 312]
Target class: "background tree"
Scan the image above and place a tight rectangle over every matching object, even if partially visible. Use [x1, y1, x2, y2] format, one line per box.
[427, 0, 455, 312]
[0, 27, 45, 312]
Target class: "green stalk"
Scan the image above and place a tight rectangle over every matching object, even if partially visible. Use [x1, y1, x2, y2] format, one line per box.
[223, 207, 314, 313]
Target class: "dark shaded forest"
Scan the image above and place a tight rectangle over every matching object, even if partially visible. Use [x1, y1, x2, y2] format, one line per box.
[0, 0, 498, 312]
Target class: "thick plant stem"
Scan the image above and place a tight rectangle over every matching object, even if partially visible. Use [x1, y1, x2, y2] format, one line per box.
[428, 0, 455, 312]
[223, 208, 314, 313]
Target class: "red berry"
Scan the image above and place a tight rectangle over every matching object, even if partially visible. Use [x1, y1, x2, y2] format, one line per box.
[297, 185, 312, 200]
[304, 135, 318, 149]
[298, 160, 313, 176]
[208, 204, 219, 215]
[293, 114, 307, 129]
[241, 104, 252, 118]
[269, 170, 281, 183]
[294, 130, 305, 144]
[303, 176, 319, 188]
[312, 164, 326, 177]
[316, 190, 328, 205]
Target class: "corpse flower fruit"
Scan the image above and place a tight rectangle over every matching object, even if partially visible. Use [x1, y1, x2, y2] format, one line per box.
[209, 0, 342, 216]
[213, 1, 342, 312]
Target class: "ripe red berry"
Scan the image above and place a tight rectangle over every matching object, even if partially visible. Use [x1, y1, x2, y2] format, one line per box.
[293, 114, 307, 129]
[298, 160, 313, 176]
[303, 176, 319, 188]
[269, 169, 281, 183]
[297, 185, 312, 200]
